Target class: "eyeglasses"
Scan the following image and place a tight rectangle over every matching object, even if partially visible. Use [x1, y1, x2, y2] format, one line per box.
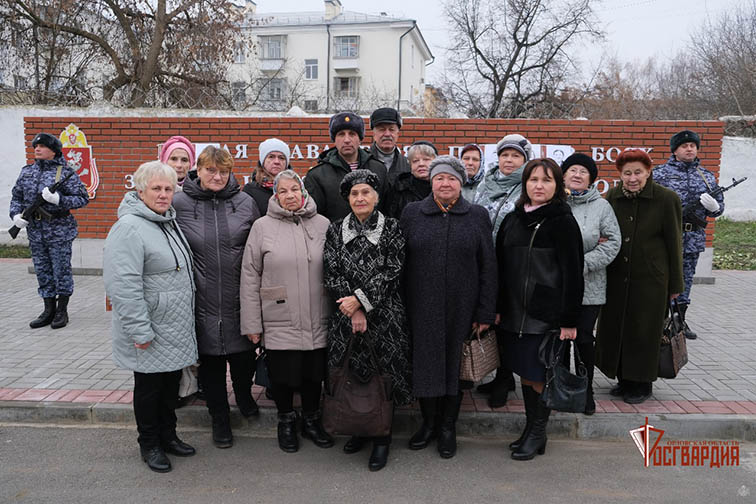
[204, 167, 231, 178]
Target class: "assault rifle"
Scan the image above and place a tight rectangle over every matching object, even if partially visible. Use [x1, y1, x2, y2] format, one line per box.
[682, 176, 747, 230]
[7, 170, 74, 239]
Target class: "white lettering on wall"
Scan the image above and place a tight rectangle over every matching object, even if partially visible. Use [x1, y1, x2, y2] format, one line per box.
[235, 144, 248, 159]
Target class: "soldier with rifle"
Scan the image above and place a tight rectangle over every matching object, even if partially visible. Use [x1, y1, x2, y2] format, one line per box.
[653, 130, 725, 340]
[9, 132, 89, 329]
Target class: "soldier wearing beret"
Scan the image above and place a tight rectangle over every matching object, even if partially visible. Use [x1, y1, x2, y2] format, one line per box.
[10, 132, 89, 329]
[304, 112, 389, 222]
[653, 130, 724, 340]
[367, 107, 410, 182]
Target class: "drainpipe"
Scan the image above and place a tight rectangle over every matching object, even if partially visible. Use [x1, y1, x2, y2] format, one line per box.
[326, 24, 332, 111]
[397, 22, 416, 111]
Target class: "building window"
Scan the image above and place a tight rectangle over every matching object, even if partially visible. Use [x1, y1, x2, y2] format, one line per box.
[304, 59, 318, 80]
[260, 35, 285, 59]
[232, 81, 246, 103]
[264, 78, 285, 101]
[334, 36, 359, 58]
[233, 42, 246, 64]
[304, 100, 318, 112]
[14, 75, 28, 90]
[334, 77, 359, 98]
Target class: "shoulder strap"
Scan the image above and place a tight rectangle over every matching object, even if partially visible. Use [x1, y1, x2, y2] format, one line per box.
[694, 165, 713, 192]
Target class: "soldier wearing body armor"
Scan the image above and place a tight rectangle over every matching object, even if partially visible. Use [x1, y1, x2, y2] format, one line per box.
[10, 132, 89, 329]
[653, 130, 724, 340]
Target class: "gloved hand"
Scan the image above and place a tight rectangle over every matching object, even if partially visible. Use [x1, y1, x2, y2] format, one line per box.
[12, 214, 28, 229]
[699, 193, 719, 212]
[42, 187, 60, 205]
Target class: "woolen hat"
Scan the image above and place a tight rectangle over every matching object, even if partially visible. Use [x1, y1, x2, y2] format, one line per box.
[258, 138, 291, 166]
[329, 112, 365, 141]
[370, 107, 402, 128]
[32, 132, 63, 157]
[496, 134, 532, 160]
[670, 130, 700, 152]
[160, 135, 196, 167]
[429, 155, 467, 184]
[340, 169, 380, 200]
[561, 153, 598, 184]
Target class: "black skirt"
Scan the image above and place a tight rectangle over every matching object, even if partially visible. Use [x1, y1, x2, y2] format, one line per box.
[266, 348, 327, 388]
[500, 330, 549, 383]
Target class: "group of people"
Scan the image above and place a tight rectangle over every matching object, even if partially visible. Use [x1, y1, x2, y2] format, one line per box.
[11, 108, 724, 474]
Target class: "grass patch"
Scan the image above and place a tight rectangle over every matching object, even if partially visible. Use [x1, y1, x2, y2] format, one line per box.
[713, 218, 756, 270]
[0, 245, 32, 258]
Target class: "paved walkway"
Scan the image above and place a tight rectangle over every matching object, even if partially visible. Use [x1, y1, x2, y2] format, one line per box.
[2, 259, 756, 418]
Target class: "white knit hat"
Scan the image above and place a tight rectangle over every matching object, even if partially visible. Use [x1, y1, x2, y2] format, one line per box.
[258, 138, 291, 166]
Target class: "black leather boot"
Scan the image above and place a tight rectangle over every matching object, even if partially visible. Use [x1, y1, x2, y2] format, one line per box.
[211, 413, 233, 449]
[50, 295, 69, 329]
[679, 304, 698, 340]
[277, 411, 299, 453]
[509, 384, 535, 451]
[437, 393, 462, 459]
[302, 411, 334, 448]
[343, 436, 366, 454]
[29, 297, 56, 328]
[140, 446, 171, 473]
[609, 379, 626, 397]
[487, 370, 516, 408]
[409, 397, 439, 450]
[577, 341, 596, 415]
[511, 390, 550, 461]
[162, 437, 196, 457]
[624, 381, 652, 405]
[477, 368, 516, 395]
[369, 443, 390, 472]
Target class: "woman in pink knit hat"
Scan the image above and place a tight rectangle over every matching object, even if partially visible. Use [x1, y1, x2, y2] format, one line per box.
[160, 136, 196, 188]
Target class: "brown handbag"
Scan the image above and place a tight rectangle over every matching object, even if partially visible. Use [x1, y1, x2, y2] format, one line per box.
[658, 300, 688, 379]
[322, 333, 393, 437]
[460, 328, 501, 382]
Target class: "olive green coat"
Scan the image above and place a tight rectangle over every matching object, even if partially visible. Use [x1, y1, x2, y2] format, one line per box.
[595, 179, 684, 382]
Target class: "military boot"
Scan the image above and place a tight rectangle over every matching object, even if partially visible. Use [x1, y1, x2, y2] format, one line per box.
[29, 297, 56, 328]
[51, 295, 69, 329]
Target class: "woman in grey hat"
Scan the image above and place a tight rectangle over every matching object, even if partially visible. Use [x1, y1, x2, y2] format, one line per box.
[400, 155, 497, 460]
[323, 169, 411, 472]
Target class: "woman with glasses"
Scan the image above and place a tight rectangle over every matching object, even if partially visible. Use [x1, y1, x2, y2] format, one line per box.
[174, 146, 261, 449]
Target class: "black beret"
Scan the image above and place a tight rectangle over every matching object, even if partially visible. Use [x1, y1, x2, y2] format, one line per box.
[561, 153, 598, 184]
[670, 130, 700, 152]
[32, 132, 63, 157]
[329, 112, 365, 141]
[340, 169, 380, 200]
[370, 108, 402, 128]
[410, 140, 438, 155]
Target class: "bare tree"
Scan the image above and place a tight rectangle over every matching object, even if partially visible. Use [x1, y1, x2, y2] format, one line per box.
[1, 0, 242, 107]
[442, 0, 602, 118]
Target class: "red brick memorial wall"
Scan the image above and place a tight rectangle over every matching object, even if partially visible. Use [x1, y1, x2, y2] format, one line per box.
[23, 117, 724, 245]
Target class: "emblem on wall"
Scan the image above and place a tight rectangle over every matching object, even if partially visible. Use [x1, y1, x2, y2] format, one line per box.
[60, 124, 99, 199]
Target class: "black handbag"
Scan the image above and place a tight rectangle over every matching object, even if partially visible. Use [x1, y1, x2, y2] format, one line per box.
[658, 300, 688, 379]
[322, 333, 393, 437]
[539, 331, 588, 413]
[254, 348, 272, 389]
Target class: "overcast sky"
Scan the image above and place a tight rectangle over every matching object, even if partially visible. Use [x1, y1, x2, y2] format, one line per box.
[252, 0, 745, 84]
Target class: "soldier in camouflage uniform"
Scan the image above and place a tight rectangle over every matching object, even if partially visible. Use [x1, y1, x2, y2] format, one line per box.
[652, 130, 724, 340]
[10, 132, 89, 329]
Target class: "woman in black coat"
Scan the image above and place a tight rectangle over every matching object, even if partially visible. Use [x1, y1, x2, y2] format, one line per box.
[496, 158, 584, 461]
[384, 141, 435, 218]
[400, 155, 497, 459]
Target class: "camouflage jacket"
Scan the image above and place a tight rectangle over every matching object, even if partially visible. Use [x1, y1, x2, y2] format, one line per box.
[9, 157, 89, 242]
[653, 156, 724, 253]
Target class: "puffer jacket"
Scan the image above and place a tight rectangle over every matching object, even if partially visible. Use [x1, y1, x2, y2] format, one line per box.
[173, 173, 260, 356]
[566, 186, 621, 305]
[384, 171, 431, 219]
[474, 161, 525, 238]
[239, 194, 331, 350]
[104, 192, 198, 373]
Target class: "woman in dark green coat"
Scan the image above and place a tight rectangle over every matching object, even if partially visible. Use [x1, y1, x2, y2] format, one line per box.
[595, 149, 684, 405]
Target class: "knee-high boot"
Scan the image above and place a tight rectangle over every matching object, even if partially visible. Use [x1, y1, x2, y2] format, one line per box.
[509, 384, 535, 451]
[438, 393, 463, 459]
[409, 397, 440, 450]
[576, 341, 596, 415]
[511, 389, 550, 461]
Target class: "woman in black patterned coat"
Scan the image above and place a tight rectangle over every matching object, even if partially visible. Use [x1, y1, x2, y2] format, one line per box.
[323, 169, 411, 472]
[400, 155, 498, 460]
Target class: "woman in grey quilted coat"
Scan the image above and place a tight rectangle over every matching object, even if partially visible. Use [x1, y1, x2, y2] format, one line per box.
[104, 161, 198, 474]
[173, 146, 260, 450]
[561, 153, 621, 414]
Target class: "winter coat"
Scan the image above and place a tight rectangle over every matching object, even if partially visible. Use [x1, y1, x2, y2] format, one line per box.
[566, 186, 621, 305]
[473, 162, 525, 238]
[173, 173, 260, 356]
[304, 147, 389, 222]
[653, 156, 724, 254]
[496, 202, 585, 336]
[239, 194, 331, 350]
[384, 171, 431, 219]
[242, 176, 273, 216]
[104, 192, 198, 373]
[9, 156, 89, 243]
[324, 210, 412, 405]
[461, 166, 485, 202]
[368, 142, 410, 182]
[595, 180, 684, 382]
[400, 195, 497, 397]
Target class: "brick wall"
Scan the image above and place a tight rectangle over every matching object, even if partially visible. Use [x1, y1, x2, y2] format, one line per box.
[23, 117, 724, 245]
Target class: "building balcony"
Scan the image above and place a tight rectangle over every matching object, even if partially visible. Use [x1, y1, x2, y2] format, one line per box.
[260, 59, 285, 72]
[332, 58, 360, 70]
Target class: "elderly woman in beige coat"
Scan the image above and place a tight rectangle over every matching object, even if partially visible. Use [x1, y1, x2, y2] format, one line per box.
[240, 170, 332, 453]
